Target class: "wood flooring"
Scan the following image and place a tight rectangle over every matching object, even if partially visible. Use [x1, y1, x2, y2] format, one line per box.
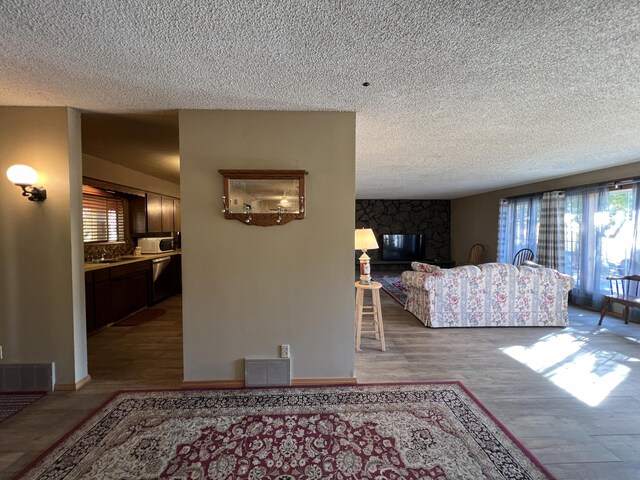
[1, 291, 639, 479]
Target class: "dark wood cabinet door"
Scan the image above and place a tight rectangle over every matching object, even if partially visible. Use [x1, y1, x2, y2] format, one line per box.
[110, 261, 151, 322]
[173, 199, 181, 232]
[146, 193, 162, 233]
[94, 279, 111, 330]
[130, 195, 147, 234]
[171, 254, 182, 295]
[110, 276, 130, 323]
[129, 272, 150, 312]
[161, 195, 174, 233]
[85, 272, 96, 333]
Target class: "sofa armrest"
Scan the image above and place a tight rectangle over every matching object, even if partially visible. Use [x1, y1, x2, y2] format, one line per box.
[401, 271, 431, 289]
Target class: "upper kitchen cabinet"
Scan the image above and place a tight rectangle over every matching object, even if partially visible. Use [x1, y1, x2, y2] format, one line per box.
[146, 193, 163, 232]
[161, 195, 174, 233]
[131, 192, 180, 234]
[173, 199, 181, 232]
[130, 195, 147, 234]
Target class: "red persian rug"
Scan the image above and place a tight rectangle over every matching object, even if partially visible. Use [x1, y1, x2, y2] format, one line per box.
[17, 383, 553, 479]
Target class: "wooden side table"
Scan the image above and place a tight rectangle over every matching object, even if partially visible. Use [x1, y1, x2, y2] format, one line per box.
[354, 281, 386, 351]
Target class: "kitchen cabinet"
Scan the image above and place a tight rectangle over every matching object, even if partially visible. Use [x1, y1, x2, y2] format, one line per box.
[173, 199, 181, 232]
[130, 195, 147, 234]
[85, 260, 151, 334]
[85, 272, 95, 332]
[146, 193, 163, 232]
[172, 254, 182, 294]
[93, 269, 112, 330]
[133, 193, 179, 234]
[161, 195, 174, 233]
[110, 261, 151, 322]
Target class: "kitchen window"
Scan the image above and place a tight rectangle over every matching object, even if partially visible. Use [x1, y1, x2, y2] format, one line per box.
[82, 186, 125, 243]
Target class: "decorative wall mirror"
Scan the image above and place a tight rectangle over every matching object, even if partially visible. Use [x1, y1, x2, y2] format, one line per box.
[219, 169, 308, 226]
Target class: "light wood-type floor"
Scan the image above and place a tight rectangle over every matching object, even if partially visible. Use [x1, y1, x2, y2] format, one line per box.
[1, 292, 640, 479]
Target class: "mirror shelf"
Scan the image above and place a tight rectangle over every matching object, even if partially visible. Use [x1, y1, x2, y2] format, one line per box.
[219, 169, 308, 226]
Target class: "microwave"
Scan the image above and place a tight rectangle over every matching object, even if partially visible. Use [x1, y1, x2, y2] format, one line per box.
[138, 237, 174, 254]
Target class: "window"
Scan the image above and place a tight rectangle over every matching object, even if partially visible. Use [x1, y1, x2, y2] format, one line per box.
[497, 196, 541, 264]
[601, 188, 634, 281]
[499, 181, 639, 310]
[82, 186, 125, 243]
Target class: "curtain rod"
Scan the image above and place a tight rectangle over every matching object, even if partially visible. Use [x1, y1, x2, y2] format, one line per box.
[502, 176, 640, 200]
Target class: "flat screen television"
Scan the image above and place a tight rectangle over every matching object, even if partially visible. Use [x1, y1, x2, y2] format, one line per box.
[382, 234, 425, 261]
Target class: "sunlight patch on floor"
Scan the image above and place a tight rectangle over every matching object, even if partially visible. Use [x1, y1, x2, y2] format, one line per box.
[502, 332, 633, 407]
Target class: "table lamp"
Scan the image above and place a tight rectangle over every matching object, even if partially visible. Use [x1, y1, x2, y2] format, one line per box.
[355, 228, 379, 284]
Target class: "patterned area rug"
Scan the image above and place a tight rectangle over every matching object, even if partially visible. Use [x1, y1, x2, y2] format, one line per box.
[376, 275, 408, 306]
[18, 383, 553, 479]
[0, 392, 45, 424]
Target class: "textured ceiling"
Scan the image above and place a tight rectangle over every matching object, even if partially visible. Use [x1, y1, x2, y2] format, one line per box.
[1, 1, 639, 198]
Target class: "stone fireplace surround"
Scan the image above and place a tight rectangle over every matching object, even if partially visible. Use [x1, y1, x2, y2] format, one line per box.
[355, 199, 450, 270]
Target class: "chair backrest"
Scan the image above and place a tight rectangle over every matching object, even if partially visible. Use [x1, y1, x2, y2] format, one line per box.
[467, 244, 484, 265]
[512, 248, 534, 266]
[607, 275, 640, 297]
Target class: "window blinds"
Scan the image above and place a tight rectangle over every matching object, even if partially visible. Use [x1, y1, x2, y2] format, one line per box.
[82, 187, 125, 243]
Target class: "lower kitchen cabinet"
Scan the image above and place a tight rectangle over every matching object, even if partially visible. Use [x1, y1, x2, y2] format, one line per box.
[85, 260, 151, 334]
[172, 254, 182, 294]
[94, 270, 112, 330]
[85, 272, 95, 332]
[85, 254, 181, 335]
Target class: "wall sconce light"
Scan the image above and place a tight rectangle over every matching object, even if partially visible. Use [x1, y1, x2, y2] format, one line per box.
[6, 165, 47, 202]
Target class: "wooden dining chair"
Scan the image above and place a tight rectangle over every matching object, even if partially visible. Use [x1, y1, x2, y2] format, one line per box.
[598, 275, 640, 326]
[512, 248, 534, 266]
[466, 243, 484, 265]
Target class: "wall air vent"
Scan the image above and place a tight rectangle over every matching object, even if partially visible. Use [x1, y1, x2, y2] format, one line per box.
[244, 359, 291, 387]
[0, 363, 54, 392]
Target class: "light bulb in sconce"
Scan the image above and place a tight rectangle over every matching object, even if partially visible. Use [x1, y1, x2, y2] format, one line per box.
[6, 164, 47, 201]
[7, 164, 38, 186]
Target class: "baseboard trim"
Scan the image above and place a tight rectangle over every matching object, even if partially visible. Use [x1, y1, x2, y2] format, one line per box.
[182, 380, 245, 389]
[291, 377, 358, 386]
[181, 377, 358, 388]
[55, 374, 92, 391]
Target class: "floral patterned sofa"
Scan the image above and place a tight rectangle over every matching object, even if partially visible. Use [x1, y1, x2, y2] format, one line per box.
[400, 262, 575, 328]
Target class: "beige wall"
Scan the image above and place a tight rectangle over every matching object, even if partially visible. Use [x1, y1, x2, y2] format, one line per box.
[0, 107, 87, 385]
[83, 153, 181, 197]
[179, 110, 356, 381]
[451, 160, 640, 264]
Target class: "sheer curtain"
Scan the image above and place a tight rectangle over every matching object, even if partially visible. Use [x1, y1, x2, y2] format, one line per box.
[565, 186, 609, 309]
[629, 183, 640, 274]
[497, 196, 541, 264]
[628, 184, 640, 321]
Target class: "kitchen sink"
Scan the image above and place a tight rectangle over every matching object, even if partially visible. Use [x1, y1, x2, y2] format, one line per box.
[88, 258, 122, 264]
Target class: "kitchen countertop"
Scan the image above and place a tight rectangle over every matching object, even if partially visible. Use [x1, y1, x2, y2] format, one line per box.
[84, 250, 182, 272]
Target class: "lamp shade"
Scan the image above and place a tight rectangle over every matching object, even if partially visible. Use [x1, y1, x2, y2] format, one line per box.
[355, 228, 379, 250]
[6, 164, 38, 186]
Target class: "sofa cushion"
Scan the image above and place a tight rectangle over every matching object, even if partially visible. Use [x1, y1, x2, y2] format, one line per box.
[411, 262, 441, 273]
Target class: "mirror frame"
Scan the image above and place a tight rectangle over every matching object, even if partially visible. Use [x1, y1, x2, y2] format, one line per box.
[219, 169, 308, 226]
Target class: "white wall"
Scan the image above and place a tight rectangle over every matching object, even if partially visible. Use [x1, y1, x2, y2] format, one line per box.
[0, 107, 87, 385]
[180, 110, 356, 381]
[83, 153, 180, 197]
